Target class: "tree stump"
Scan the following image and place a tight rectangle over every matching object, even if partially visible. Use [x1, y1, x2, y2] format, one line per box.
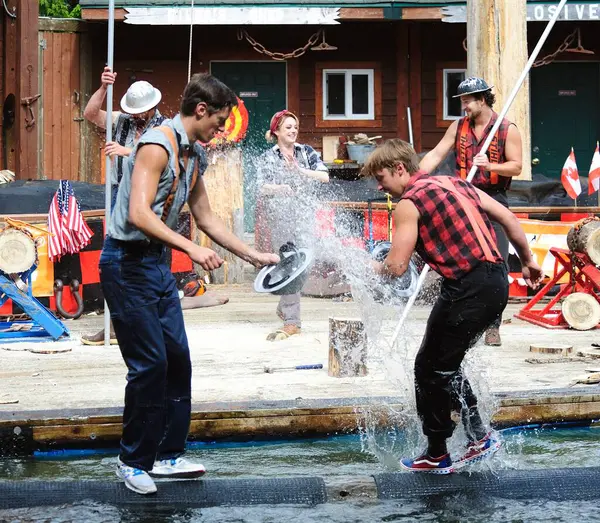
[328, 318, 367, 377]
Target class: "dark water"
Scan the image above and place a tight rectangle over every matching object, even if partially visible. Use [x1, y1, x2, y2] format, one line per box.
[1, 425, 600, 522]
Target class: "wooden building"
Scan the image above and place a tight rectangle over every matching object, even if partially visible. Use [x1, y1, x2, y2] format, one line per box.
[3, 1, 600, 221]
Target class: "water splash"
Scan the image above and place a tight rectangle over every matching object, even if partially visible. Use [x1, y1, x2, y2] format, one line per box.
[251, 155, 502, 468]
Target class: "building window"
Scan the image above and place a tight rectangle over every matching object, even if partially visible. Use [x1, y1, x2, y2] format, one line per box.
[323, 69, 374, 120]
[436, 63, 467, 128]
[316, 62, 382, 128]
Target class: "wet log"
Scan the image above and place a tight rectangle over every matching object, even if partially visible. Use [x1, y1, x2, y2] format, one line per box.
[567, 219, 600, 264]
[328, 318, 367, 377]
[562, 292, 600, 331]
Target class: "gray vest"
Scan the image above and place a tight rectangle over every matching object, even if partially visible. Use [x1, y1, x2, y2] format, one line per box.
[108, 115, 207, 242]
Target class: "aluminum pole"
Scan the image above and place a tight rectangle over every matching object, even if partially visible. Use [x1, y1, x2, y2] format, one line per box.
[103, 0, 115, 347]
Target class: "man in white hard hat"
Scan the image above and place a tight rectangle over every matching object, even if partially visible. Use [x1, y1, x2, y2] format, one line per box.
[84, 66, 165, 204]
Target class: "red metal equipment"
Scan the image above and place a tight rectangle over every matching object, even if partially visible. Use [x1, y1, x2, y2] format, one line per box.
[515, 247, 600, 329]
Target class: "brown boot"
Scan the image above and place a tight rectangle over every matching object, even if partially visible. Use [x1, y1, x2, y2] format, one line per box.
[484, 326, 501, 346]
[81, 328, 118, 346]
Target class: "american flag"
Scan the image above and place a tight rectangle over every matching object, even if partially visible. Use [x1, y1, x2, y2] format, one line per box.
[47, 181, 93, 262]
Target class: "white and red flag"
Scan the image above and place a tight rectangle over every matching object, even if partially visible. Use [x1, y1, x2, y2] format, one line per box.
[588, 142, 600, 195]
[561, 148, 581, 200]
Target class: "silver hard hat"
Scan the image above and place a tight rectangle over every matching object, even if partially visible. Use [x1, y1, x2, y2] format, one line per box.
[120, 81, 162, 114]
[452, 77, 493, 98]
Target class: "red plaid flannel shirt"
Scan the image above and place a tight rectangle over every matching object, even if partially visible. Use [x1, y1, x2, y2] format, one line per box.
[454, 111, 512, 191]
[402, 173, 503, 280]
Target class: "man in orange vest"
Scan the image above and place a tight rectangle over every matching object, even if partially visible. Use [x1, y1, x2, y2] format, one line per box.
[419, 77, 523, 347]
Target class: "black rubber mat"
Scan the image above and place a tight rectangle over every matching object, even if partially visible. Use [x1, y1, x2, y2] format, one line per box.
[0, 477, 327, 509]
[375, 467, 600, 501]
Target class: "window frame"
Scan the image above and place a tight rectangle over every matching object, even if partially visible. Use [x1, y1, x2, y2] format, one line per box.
[315, 62, 382, 128]
[436, 63, 467, 128]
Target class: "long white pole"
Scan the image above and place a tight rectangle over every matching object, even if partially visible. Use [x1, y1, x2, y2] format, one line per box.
[103, 0, 115, 347]
[407, 107, 414, 148]
[389, 0, 569, 349]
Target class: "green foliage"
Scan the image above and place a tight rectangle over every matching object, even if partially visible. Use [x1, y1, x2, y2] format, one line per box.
[39, 0, 81, 18]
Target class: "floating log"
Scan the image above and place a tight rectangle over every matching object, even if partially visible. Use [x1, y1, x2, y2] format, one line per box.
[562, 292, 600, 331]
[328, 318, 367, 377]
[567, 218, 600, 264]
[529, 344, 573, 356]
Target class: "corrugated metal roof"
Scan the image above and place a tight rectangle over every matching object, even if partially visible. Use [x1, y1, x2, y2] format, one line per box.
[80, 0, 465, 8]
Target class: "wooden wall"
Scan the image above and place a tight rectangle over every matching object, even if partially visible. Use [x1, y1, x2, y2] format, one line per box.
[86, 21, 409, 180]
[420, 22, 466, 151]
[39, 21, 83, 180]
[79, 18, 600, 184]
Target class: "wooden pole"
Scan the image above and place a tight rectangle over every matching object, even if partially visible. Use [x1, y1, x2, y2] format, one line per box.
[467, 0, 531, 181]
[197, 148, 245, 284]
[15, 0, 39, 179]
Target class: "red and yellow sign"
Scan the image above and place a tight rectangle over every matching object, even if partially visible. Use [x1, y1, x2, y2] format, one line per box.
[206, 97, 249, 148]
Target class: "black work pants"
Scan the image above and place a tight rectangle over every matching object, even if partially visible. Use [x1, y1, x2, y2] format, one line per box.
[414, 262, 508, 441]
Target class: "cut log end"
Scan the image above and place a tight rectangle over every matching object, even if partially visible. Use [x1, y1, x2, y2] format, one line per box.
[529, 344, 573, 356]
[328, 317, 367, 378]
[562, 293, 600, 331]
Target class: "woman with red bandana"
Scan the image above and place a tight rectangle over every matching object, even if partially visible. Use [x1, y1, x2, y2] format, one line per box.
[257, 110, 329, 341]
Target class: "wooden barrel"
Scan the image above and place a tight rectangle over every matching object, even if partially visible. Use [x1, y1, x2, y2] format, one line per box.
[567, 218, 600, 264]
[562, 292, 600, 331]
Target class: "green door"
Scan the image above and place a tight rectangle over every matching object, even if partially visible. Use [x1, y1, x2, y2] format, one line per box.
[531, 62, 600, 179]
[210, 62, 287, 231]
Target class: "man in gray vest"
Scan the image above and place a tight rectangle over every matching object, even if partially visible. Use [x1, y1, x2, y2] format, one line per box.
[81, 67, 165, 345]
[82, 68, 227, 346]
[100, 73, 279, 495]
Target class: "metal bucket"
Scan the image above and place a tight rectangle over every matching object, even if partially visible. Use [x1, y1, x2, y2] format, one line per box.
[346, 144, 376, 164]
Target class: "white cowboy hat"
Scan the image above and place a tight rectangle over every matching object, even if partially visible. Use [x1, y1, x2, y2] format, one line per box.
[120, 81, 162, 114]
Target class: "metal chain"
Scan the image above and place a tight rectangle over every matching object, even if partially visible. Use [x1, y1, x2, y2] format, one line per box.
[532, 29, 578, 68]
[237, 29, 322, 61]
[461, 29, 578, 68]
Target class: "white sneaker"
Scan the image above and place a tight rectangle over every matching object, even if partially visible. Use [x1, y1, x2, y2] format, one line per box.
[149, 457, 206, 479]
[116, 458, 157, 495]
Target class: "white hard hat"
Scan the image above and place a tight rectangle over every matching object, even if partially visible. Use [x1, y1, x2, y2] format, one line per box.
[120, 81, 162, 114]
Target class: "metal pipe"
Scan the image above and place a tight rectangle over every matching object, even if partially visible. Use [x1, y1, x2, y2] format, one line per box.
[103, 0, 115, 347]
[389, 0, 569, 349]
[407, 107, 414, 148]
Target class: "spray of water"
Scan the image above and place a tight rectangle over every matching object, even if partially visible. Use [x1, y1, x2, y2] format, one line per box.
[252, 153, 501, 468]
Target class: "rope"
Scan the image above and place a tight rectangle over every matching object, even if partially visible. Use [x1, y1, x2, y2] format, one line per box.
[188, 0, 194, 82]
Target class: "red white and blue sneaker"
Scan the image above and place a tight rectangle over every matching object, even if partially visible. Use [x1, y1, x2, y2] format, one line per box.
[400, 452, 454, 474]
[455, 432, 502, 468]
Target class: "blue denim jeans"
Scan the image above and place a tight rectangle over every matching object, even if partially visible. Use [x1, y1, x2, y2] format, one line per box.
[99, 236, 192, 471]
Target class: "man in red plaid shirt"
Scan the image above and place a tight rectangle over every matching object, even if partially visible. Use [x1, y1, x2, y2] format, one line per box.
[364, 139, 542, 474]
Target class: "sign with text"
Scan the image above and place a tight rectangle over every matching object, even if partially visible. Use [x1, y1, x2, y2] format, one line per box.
[442, 4, 600, 23]
[125, 7, 340, 25]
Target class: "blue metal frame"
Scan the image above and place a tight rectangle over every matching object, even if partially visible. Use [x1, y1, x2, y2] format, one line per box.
[0, 267, 69, 342]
